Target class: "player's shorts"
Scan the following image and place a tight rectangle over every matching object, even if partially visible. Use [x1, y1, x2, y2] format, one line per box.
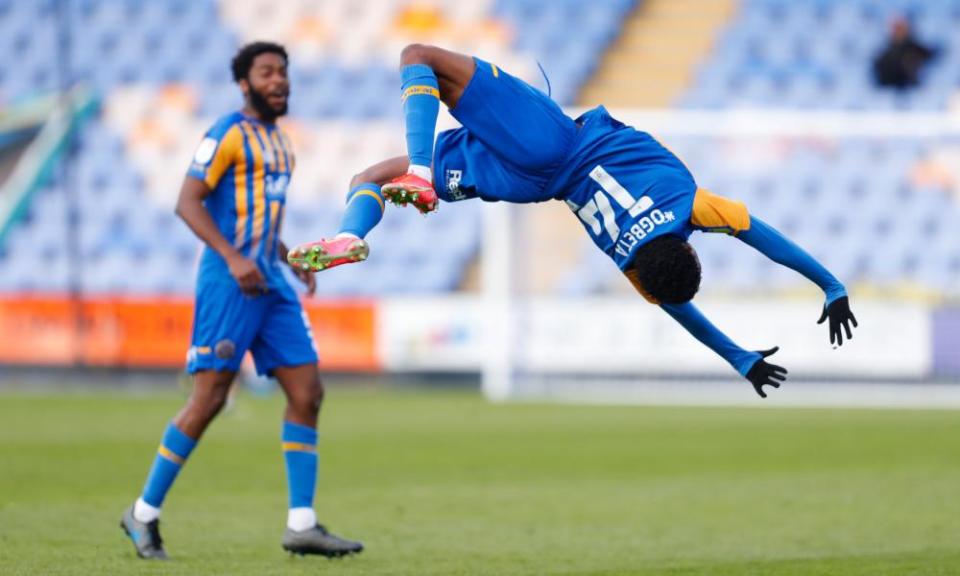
[451, 58, 578, 176]
[186, 277, 318, 375]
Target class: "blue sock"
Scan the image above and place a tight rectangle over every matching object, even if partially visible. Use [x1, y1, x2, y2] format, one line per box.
[401, 63, 440, 168]
[282, 421, 318, 510]
[338, 184, 384, 239]
[141, 422, 197, 508]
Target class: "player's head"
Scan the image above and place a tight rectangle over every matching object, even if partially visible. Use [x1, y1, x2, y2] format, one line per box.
[232, 41, 289, 122]
[630, 235, 701, 304]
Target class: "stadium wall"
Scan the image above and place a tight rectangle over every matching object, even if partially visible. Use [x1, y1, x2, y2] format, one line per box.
[1, 294, 956, 381]
[0, 295, 377, 371]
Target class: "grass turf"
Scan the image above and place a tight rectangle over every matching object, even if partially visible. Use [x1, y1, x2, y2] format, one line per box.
[1, 386, 958, 575]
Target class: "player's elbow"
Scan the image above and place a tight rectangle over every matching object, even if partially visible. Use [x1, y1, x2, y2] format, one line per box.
[349, 168, 383, 189]
[400, 43, 435, 66]
[175, 179, 207, 220]
[173, 196, 190, 220]
[174, 195, 202, 225]
[348, 172, 367, 190]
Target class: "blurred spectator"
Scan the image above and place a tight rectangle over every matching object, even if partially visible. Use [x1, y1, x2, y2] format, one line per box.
[912, 143, 960, 201]
[873, 18, 936, 89]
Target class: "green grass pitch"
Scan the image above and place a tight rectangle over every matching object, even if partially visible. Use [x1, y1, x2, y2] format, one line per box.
[1, 386, 959, 575]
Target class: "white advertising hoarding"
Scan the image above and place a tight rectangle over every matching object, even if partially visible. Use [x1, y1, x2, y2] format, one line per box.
[519, 298, 930, 378]
[379, 297, 931, 379]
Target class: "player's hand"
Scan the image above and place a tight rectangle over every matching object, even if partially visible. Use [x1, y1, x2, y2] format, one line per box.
[282, 244, 317, 295]
[227, 254, 267, 296]
[817, 296, 858, 347]
[745, 347, 787, 399]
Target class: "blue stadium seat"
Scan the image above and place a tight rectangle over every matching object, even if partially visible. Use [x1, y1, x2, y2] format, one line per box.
[5, 0, 957, 298]
[685, 0, 960, 112]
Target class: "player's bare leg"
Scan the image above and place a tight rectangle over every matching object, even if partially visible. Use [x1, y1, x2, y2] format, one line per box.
[121, 370, 235, 559]
[276, 364, 324, 428]
[274, 364, 363, 557]
[398, 43, 475, 109]
[382, 44, 477, 213]
[172, 370, 236, 437]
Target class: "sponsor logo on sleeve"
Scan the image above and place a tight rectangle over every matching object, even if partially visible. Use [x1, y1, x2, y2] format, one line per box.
[193, 137, 218, 165]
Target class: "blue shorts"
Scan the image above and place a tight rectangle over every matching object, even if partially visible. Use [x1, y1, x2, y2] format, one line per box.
[435, 58, 578, 204]
[186, 277, 318, 376]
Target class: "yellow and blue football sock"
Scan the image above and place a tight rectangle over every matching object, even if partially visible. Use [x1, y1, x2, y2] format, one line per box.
[337, 184, 384, 239]
[136, 422, 197, 520]
[401, 63, 440, 178]
[283, 420, 319, 531]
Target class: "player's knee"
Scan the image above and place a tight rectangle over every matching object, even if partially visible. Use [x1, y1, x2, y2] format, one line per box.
[308, 379, 325, 412]
[291, 378, 324, 415]
[189, 384, 231, 421]
[400, 43, 434, 66]
[349, 171, 369, 190]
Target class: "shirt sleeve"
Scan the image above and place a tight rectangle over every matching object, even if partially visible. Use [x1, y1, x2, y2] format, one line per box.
[186, 124, 242, 190]
[660, 302, 762, 376]
[737, 216, 847, 304]
[690, 188, 751, 234]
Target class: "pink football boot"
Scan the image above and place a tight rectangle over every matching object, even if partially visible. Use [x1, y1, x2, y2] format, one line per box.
[381, 173, 438, 214]
[287, 237, 369, 272]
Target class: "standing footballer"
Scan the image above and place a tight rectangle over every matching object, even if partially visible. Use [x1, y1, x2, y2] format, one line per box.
[120, 42, 362, 559]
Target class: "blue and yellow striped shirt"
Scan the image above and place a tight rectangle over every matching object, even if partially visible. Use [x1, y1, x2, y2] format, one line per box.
[187, 112, 295, 286]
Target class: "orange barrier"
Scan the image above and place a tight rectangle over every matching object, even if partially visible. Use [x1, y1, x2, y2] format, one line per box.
[0, 295, 378, 371]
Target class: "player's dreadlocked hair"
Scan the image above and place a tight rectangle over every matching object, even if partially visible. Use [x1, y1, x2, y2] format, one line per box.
[231, 41, 288, 82]
[630, 235, 702, 304]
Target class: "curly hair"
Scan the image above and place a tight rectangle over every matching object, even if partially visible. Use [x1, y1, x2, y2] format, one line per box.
[629, 235, 702, 304]
[231, 41, 288, 83]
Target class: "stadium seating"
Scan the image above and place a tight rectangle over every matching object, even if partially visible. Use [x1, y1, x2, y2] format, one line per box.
[0, 0, 630, 295]
[683, 0, 960, 110]
[637, 0, 960, 298]
[2, 0, 958, 299]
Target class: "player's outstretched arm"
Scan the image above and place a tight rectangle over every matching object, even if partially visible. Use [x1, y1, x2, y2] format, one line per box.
[736, 216, 858, 345]
[661, 302, 786, 398]
[175, 176, 266, 295]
